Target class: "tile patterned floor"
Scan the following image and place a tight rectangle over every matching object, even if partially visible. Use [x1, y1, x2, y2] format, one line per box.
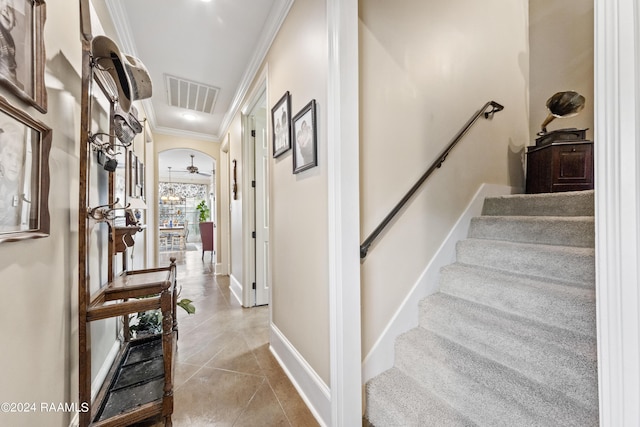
[151, 250, 319, 427]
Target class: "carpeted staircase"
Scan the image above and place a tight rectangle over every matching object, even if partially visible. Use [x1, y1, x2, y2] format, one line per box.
[365, 190, 598, 426]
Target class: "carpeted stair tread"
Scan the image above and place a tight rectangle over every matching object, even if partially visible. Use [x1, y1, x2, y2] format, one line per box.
[365, 190, 597, 425]
[481, 190, 594, 217]
[439, 263, 596, 336]
[419, 293, 597, 408]
[468, 216, 594, 247]
[395, 328, 597, 427]
[456, 238, 595, 286]
[366, 368, 476, 427]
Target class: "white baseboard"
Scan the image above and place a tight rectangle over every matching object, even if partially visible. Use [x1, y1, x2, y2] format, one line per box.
[69, 339, 121, 427]
[362, 183, 518, 382]
[229, 274, 243, 305]
[215, 262, 227, 275]
[270, 323, 331, 427]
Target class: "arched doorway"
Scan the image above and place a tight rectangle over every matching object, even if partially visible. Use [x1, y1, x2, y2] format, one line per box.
[157, 149, 216, 257]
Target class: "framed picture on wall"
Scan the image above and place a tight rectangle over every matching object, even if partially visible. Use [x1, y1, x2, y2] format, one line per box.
[136, 158, 144, 198]
[0, 0, 47, 113]
[0, 95, 51, 242]
[271, 91, 291, 158]
[128, 151, 137, 197]
[292, 99, 317, 174]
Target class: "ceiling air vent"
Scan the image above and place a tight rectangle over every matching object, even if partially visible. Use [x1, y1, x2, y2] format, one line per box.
[165, 74, 219, 114]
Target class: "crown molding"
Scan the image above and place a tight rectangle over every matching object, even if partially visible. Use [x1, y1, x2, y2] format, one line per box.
[219, 0, 294, 137]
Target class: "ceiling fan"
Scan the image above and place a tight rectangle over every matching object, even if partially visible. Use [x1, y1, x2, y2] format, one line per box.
[177, 154, 211, 177]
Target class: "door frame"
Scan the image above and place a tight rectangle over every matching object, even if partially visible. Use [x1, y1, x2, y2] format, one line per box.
[241, 71, 269, 308]
[594, 0, 640, 424]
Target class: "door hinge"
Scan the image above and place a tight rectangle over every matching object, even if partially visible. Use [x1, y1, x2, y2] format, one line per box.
[252, 231, 256, 238]
[252, 282, 256, 290]
[251, 130, 256, 137]
[251, 180, 256, 188]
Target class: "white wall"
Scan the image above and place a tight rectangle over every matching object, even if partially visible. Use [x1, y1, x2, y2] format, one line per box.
[359, 0, 530, 357]
[529, 0, 594, 140]
[226, 0, 331, 386]
[0, 1, 82, 425]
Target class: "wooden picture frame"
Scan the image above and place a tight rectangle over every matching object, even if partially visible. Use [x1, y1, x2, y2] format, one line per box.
[0, 0, 47, 113]
[136, 158, 144, 198]
[128, 151, 137, 198]
[271, 91, 291, 158]
[292, 99, 317, 174]
[0, 95, 50, 242]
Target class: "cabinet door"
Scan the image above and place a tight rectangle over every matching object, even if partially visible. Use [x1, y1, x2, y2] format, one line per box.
[551, 143, 593, 191]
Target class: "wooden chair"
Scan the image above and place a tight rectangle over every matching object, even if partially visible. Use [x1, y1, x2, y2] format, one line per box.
[199, 221, 214, 260]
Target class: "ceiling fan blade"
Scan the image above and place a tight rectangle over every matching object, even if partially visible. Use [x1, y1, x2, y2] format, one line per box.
[197, 171, 211, 177]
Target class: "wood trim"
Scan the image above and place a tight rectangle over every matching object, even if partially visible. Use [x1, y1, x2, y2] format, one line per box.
[326, 0, 362, 424]
[594, 0, 640, 424]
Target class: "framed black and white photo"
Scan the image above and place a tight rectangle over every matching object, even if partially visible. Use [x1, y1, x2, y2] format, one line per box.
[0, 95, 50, 242]
[292, 99, 317, 174]
[136, 158, 144, 198]
[0, 0, 47, 113]
[128, 151, 137, 198]
[271, 91, 291, 158]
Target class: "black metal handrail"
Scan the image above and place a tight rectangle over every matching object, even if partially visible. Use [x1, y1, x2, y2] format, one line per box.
[360, 100, 504, 259]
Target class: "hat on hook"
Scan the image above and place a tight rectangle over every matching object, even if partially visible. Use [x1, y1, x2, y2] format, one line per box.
[91, 35, 153, 112]
[114, 104, 143, 146]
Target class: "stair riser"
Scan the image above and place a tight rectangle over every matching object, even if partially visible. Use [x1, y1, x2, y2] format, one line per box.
[439, 264, 596, 336]
[366, 368, 475, 427]
[481, 190, 594, 217]
[395, 329, 597, 427]
[468, 216, 594, 248]
[419, 294, 598, 407]
[456, 239, 595, 285]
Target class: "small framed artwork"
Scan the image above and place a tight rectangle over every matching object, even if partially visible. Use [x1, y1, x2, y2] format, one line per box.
[271, 91, 291, 158]
[0, 0, 47, 113]
[128, 151, 137, 197]
[0, 95, 51, 242]
[136, 158, 144, 198]
[292, 99, 317, 174]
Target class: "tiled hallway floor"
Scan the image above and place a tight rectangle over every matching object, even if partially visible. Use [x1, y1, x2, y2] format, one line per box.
[152, 249, 319, 426]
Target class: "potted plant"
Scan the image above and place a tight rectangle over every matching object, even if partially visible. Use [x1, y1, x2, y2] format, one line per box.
[129, 297, 196, 338]
[195, 200, 210, 222]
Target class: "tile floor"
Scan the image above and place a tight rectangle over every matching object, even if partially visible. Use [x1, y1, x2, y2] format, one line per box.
[150, 249, 319, 426]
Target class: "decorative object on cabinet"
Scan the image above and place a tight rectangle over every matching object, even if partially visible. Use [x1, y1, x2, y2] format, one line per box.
[292, 99, 317, 174]
[78, 3, 175, 425]
[272, 91, 291, 157]
[538, 91, 585, 135]
[0, 0, 47, 113]
[0, 95, 51, 242]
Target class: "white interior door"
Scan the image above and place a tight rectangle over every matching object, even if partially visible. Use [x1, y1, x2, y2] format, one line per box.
[252, 93, 269, 306]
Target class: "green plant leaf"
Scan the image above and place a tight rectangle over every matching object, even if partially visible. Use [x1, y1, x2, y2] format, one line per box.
[177, 298, 196, 315]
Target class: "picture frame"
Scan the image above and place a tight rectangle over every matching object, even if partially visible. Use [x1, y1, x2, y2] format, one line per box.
[271, 91, 291, 158]
[0, 95, 51, 242]
[128, 151, 137, 198]
[0, 0, 47, 113]
[292, 99, 317, 174]
[136, 158, 144, 198]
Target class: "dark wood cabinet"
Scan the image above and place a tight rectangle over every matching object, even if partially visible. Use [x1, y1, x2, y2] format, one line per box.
[526, 140, 594, 194]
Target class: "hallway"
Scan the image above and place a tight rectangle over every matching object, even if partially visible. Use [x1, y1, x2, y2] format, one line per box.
[155, 249, 318, 426]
